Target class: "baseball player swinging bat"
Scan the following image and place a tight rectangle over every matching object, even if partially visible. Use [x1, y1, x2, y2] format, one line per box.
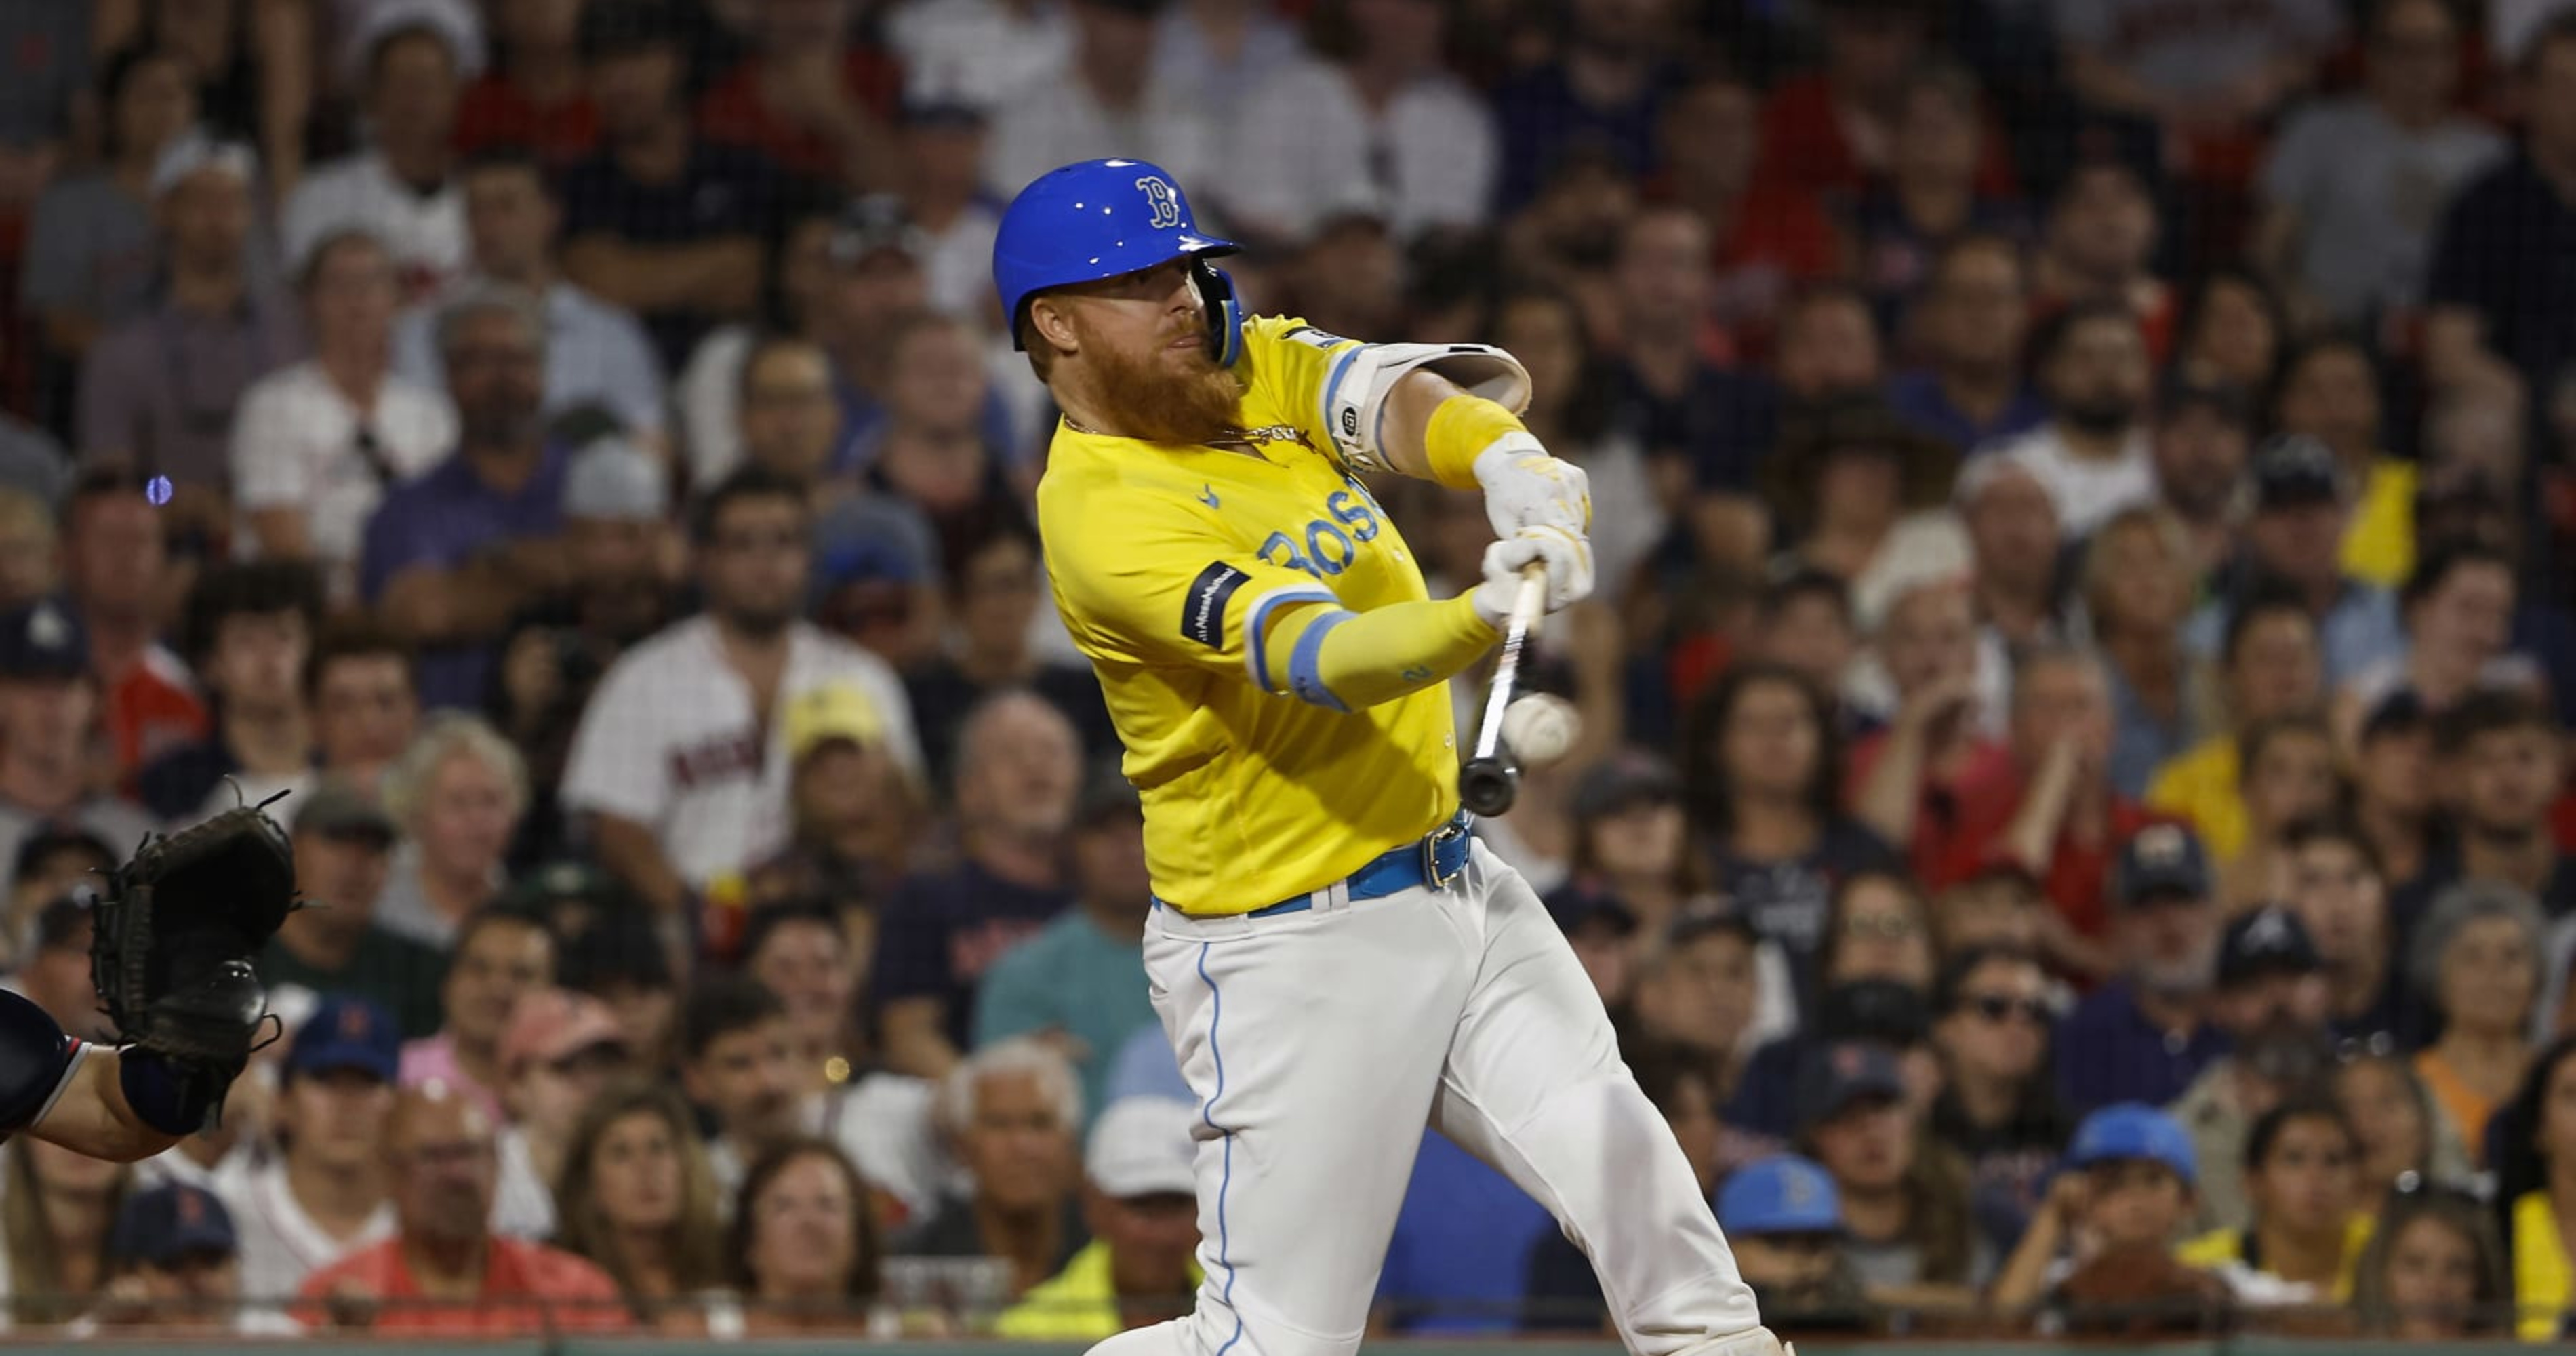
[1459, 562, 1546, 816]
[998, 157, 1783, 1356]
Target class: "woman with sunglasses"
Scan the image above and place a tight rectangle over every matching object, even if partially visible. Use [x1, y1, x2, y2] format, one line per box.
[2351, 1183, 2510, 1339]
[1928, 946, 2070, 1252]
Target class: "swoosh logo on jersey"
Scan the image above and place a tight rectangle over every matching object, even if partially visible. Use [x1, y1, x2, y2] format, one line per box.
[1198, 485, 1221, 509]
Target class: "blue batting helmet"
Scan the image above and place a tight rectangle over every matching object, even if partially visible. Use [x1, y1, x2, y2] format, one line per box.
[992, 158, 1245, 365]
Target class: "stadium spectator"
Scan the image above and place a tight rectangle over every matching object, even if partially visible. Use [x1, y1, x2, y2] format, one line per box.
[675, 191, 845, 486]
[740, 900, 867, 1089]
[550, 1079, 726, 1325]
[2144, 595, 2322, 860]
[902, 1038, 1087, 1298]
[260, 782, 446, 1037]
[1652, 68, 1836, 345]
[2032, 158, 2174, 357]
[2059, 0, 2337, 149]
[557, 904, 682, 1073]
[561, 468, 919, 911]
[906, 525, 1112, 784]
[681, 976, 805, 1197]
[1757, 0, 1952, 202]
[1683, 662, 1904, 988]
[2187, 436, 2404, 690]
[20, 45, 201, 365]
[2173, 905, 2335, 1233]
[884, 0, 1074, 116]
[1886, 235, 2046, 455]
[1224, 0, 1494, 247]
[2278, 817, 2417, 1049]
[232, 230, 456, 600]
[728, 334, 847, 496]
[2489, 1033, 2576, 1340]
[2177, 1099, 2371, 1306]
[2083, 507, 2207, 799]
[2258, 0, 2502, 329]
[77, 1180, 298, 1334]
[454, 0, 599, 165]
[398, 904, 557, 1123]
[8, 894, 110, 1041]
[1706, 1155, 1869, 1330]
[1794, 1040, 1987, 1304]
[889, 94, 1003, 322]
[1986, 302, 2157, 540]
[77, 136, 296, 507]
[393, 150, 667, 447]
[307, 618, 420, 797]
[2170, 270, 2289, 401]
[2415, 691, 2575, 919]
[738, 678, 920, 919]
[360, 283, 570, 710]
[984, 0, 1209, 199]
[2146, 377, 2255, 576]
[1990, 1102, 2222, 1325]
[0, 601, 153, 876]
[1955, 455, 2070, 654]
[720, 1138, 888, 1336]
[994, 1095, 1201, 1339]
[1600, 205, 1772, 544]
[860, 314, 1023, 568]
[872, 690, 1076, 1077]
[282, 16, 469, 296]
[0, 1135, 133, 1326]
[1850, 64, 2028, 321]
[2426, 12, 2576, 409]
[2340, 542, 2539, 749]
[2217, 715, 2343, 906]
[818, 198, 1018, 474]
[2, 831, 110, 972]
[296, 1081, 626, 1334]
[1851, 571, 2011, 848]
[694, 0, 898, 189]
[2337, 1050, 2472, 1199]
[1927, 945, 2068, 1252]
[973, 772, 1157, 1127]
[1490, 0, 1676, 210]
[559, 0, 782, 370]
[1150, 0, 1301, 123]
[375, 713, 528, 949]
[134, 559, 321, 819]
[57, 471, 205, 778]
[491, 988, 631, 1241]
[1763, 395, 1960, 610]
[2269, 337, 2413, 589]
[2411, 881, 2549, 1167]
[226, 996, 401, 1304]
[1815, 871, 1939, 1005]
[1628, 900, 1769, 1094]
[2351, 1183, 2512, 1339]
[1773, 285, 1887, 405]
[2056, 824, 2226, 1113]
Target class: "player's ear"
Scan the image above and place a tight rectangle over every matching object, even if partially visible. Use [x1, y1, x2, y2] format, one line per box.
[1029, 295, 1081, 360]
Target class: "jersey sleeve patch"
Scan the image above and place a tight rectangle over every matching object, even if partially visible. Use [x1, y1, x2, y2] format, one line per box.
[1180, 561, 1254, 650]
[1283, 325, 1349, 350]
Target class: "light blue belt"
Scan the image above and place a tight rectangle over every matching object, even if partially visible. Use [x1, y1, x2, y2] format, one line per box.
[1156, 811, 1474, 919]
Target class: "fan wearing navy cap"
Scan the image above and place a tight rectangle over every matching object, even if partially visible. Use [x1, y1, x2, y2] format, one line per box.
[1792, 1041, 1988, 1306]
[75, 1180, 301, 1334]
[2182, 435, 2406, 690]
[2171, 904, 2335, 1235]
[2054, 824, 2229, 1115]
[0, 601, 155, 890]
[223, 996, 401, 1304]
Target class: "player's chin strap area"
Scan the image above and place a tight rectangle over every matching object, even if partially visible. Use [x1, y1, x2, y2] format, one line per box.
[1321, 342, 1533, 474]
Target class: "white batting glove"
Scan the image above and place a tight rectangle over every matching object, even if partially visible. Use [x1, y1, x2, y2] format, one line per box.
[1474, 434, 1591, 538]
[1472, 527, 1593, 626]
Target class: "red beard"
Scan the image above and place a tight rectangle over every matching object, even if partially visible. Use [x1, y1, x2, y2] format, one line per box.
[1081, 319, 1245, 447]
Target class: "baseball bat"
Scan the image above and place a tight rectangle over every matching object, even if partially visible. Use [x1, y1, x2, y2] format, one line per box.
[1459, 561, 1548, 816]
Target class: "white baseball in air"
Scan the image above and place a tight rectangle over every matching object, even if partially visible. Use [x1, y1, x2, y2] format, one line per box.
[1500, 693, 1581, 767]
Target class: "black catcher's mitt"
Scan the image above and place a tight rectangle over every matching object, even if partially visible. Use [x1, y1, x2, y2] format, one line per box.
[89, 803, 298, 1087]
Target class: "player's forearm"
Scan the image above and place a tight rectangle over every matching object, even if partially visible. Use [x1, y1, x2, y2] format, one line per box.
[1259, 595, 1497, 711]
[32, 1051, 182, 1163]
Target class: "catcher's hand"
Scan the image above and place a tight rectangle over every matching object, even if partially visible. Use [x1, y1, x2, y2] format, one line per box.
[90, 803, 298, 1121]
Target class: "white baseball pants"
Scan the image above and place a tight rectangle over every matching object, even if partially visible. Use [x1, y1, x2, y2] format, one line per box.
[1091, 841, 1763, 1356]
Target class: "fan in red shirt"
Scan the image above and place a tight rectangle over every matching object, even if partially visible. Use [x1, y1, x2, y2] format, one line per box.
[454, 0, 600, 167]
[1754, 0, 2017, 205]
[694, 0, 904, 187]
[1920, 645, 2171, 984]
[298, 1082, 629, 1334]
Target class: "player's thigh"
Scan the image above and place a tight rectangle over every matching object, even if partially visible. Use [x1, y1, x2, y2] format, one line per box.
[1434, 844, 1627, 1134]
[1147, 898, 1475, 1343]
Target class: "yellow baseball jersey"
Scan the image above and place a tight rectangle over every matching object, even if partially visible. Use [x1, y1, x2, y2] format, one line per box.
[1037, 315, 1459, 915]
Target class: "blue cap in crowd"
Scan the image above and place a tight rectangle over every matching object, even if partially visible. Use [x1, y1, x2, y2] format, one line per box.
[2067, 1102, 2198, 1186]
[286, 995, 400, 1083]
[111, 1182, 239, 1267]
[1717, 1156, 1844, 1237]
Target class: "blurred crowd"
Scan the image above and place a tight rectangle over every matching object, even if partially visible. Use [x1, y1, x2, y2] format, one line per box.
[0, 0, 2571, 1343]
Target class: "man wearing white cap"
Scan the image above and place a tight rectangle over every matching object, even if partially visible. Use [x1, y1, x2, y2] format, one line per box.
[79, 135, 298, 506]
[997, 1096, 1205, 1341]
[283, 11, 477, 298]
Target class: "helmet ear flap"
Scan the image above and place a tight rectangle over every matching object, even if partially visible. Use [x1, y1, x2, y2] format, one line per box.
[1192, 258, 1245, 367]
